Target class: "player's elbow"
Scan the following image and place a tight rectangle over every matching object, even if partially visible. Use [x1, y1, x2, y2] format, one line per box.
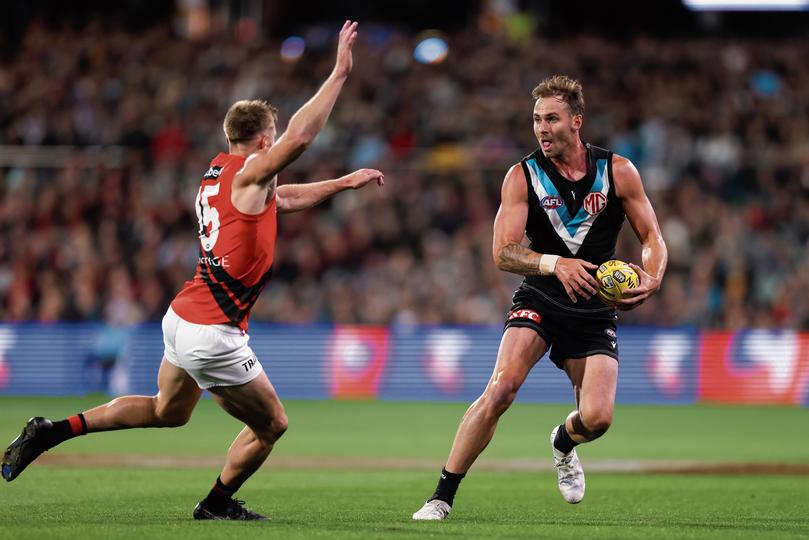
[493, 245, 507, 270]
[493, 244, 517, 272]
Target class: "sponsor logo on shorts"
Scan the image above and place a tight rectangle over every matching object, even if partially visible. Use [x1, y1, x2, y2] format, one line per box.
[540, 196, 564, 210]
[583, 192, 607, 215]
[508, 309, 542, 323]
[604, 328, 616, 339]
[241, 357, 257, 372]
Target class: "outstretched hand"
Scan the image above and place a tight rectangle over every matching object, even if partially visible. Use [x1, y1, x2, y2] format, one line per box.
[344, 168, 385, 189]
[333, 20, 359, 78]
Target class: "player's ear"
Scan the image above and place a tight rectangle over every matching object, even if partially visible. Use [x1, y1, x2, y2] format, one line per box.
[572, 114, 583, 131]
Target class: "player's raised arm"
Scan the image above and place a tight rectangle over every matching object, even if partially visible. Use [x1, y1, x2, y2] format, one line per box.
[236, 20, 359, 189]
[612, 155, 668, 310]
[276, 168, 384, 214]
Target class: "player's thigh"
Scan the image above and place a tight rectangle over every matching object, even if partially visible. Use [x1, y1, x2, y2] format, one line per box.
[563, 354, 618, 414]
[207, 371, 286, 434]
[155, 357, 203, 416]
[485, 326, 550, 392]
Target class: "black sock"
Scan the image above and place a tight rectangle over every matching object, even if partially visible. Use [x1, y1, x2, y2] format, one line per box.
[44, 414, 87, 450]
[202, 476, 240, 512]
[429, 468, 466, 507]
[553, 424, 579, 455]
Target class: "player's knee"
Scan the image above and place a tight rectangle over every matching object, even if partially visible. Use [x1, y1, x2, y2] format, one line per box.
[255, 413, 288, 447]
[156, 408, 191, 427]
[484, 379, 518, 416]
[153, 398, 191, 427]
[271, 414, 289, 440]
[581, 410, 612, 438]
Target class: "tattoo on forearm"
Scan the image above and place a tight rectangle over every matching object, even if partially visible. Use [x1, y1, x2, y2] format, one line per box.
[497, 242, 541, 275]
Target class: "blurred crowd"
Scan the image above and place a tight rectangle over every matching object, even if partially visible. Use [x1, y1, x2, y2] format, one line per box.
[1, 19, 808, 329]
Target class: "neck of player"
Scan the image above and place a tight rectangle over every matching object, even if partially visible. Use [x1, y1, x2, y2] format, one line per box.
[549, 138, 586, 181]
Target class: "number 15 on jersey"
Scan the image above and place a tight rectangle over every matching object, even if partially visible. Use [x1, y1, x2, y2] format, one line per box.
[196, 183, 220, 251]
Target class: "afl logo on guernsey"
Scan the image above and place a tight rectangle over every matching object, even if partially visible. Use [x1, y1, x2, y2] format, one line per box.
[540, 196, 564, 210]
[583, 192, 607, 216]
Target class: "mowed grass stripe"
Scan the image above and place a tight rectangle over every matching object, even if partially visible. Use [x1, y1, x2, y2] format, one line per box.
[0, 468, 807, 540]
[1, 397, 808, 463]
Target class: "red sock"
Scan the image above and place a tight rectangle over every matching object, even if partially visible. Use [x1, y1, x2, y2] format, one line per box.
[67, 413, 88, 436]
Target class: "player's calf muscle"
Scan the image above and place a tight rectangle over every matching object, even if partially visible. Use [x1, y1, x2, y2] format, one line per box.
[83, 395, 189, 431]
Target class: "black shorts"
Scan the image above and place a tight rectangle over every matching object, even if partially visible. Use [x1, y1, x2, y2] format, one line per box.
[503, 285, 619, 370]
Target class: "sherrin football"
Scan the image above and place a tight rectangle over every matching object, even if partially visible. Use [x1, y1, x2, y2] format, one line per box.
[596, 259, 639, 302]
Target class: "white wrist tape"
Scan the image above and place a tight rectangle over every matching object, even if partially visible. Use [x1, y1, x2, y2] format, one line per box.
[539, 254, 560, 276]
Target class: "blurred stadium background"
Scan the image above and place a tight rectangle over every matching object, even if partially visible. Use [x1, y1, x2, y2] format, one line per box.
[0, 1, 808, 538]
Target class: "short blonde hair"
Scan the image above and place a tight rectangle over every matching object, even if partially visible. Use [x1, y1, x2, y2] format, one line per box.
[223, 99, 278, 143]
[531, 75, 585, 116]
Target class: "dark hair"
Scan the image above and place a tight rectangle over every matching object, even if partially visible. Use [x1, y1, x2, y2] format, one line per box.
[531, 75, 585, 116]
[223, 99, 278, 143]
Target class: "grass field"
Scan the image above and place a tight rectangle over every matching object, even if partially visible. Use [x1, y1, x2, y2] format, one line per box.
[1, 397, 808, 539]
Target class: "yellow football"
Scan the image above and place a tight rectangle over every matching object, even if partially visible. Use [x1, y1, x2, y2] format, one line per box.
[596, 259, 639, 302]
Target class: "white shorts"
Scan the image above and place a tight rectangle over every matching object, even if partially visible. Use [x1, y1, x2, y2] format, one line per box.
[161, 307, 264, 389]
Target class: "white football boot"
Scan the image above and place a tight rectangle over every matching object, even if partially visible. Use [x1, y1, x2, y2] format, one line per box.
[550, 426, 585, 504]
[412, 499, 451, 520]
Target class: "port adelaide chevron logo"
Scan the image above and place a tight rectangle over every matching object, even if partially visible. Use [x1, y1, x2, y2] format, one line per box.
[583, 192, 607, 216]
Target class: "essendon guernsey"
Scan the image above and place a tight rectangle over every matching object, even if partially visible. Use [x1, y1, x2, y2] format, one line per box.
[171, 152, 277, 331]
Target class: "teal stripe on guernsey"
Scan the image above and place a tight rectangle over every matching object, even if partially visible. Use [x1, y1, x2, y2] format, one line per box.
[526, 158, 561, 198]
[527, 158, 608, 236]
[591, 158, 606, 199]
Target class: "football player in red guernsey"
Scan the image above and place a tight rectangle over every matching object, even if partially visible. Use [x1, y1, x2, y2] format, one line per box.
[2, 21, 384, 521]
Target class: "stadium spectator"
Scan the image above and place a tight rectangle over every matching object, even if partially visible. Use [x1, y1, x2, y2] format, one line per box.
[1, 20, 807, 328]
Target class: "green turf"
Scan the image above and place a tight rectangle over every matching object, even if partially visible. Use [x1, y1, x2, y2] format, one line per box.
[1, 397, 808, 539]
[0, 397, 807, 462]
[1, 468, 807, 539]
